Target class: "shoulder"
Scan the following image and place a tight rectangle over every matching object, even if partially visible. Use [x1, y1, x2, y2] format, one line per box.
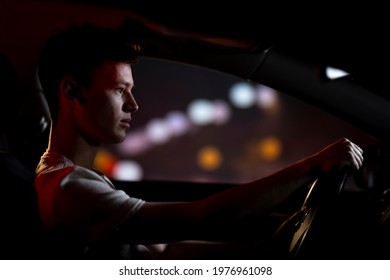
[62, 166, 111, 187]
[35, 151, 112, 192]
[39, 164, 116, 195]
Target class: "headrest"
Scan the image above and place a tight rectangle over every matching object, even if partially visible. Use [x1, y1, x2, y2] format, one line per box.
[0, 51, 50, 170]
[0, 51, 25, 132]
[0, 51, 50, 134]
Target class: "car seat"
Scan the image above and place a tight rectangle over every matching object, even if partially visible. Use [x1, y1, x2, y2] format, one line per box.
[0, 51, 50, 259]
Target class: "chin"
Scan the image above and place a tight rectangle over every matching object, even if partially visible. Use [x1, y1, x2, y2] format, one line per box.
[115, 134, 127, 144]
[103, 133, 126, 145]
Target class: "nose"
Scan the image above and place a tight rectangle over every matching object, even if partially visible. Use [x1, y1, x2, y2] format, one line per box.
[131, 105, 139, 113]
[124, 92, 139, 113]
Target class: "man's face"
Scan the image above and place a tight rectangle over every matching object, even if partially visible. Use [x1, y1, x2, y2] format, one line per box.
[74, 61, 138, 145]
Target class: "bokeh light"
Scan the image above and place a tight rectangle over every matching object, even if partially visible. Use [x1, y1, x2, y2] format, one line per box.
[145, 118, 171, 144]
[187, 99, 214, 125]
[257, 136, 282, 161]
[229, 82, 256, 108]
[212, 99, 231, 125]
[197, 145, 222, 171]
[119, 129, 151, 156]
[256, 85, 278, 109]
[94, 148, 117, 175]
[111, 160, 143, 181]
[165, 110, 191, 136]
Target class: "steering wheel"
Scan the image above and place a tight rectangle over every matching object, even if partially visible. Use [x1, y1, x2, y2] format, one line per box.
[288, 171, 348, 257]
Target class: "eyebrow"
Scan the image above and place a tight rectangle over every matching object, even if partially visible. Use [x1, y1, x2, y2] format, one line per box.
[117, 80, 134, 89]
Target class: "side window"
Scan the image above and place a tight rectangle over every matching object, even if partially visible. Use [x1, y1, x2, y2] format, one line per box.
[95, 57, 375, 184]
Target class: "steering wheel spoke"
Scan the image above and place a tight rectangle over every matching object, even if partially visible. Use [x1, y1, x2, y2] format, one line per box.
[288, 171, 348, 257]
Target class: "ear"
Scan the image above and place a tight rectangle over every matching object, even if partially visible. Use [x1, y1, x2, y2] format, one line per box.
[60, 78, 78, 99]
[59, 78, 86, 103]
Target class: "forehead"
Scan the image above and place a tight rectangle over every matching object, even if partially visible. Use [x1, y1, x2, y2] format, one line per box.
[91, 61, 133, 84]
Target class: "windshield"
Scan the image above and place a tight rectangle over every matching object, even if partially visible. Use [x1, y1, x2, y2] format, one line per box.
[95, 57, 376, 185]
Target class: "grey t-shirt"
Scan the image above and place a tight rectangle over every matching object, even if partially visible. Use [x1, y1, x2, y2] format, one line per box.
[34, 150, 146, 259]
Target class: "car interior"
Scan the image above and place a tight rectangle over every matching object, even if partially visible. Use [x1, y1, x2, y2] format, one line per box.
[1, 0, 390, 260]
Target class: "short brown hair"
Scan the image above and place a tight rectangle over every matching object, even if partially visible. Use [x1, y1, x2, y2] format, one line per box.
[37, 23, 141, 123]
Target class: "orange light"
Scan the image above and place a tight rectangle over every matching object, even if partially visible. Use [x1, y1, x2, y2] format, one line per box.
[197, 145, 222, 171]
[257, 136, 282, 161]
[94, 148, 117, 176]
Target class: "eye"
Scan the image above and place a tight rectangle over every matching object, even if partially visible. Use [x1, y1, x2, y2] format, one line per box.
[115, 87, 125, 94]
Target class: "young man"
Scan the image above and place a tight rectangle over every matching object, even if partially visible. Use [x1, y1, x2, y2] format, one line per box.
[34, 23, 364, 259]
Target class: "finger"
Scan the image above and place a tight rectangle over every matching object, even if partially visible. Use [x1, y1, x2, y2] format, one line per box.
[356, 146, 364, 167]
[351, 144, 364, 168]
[350, 142, 363, 158]
[344, 141, 363, 170]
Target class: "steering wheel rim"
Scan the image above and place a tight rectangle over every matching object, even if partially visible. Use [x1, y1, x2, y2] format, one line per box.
[288, 171, 348, 257]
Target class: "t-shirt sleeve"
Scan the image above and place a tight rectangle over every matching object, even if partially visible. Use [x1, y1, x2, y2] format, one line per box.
[56, 166, 145, 243]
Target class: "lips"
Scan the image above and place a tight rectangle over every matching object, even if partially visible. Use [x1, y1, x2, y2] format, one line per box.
[120, 118, 131, 128]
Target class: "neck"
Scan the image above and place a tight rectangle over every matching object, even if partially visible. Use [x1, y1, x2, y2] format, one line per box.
[48, 122, 98, 169]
